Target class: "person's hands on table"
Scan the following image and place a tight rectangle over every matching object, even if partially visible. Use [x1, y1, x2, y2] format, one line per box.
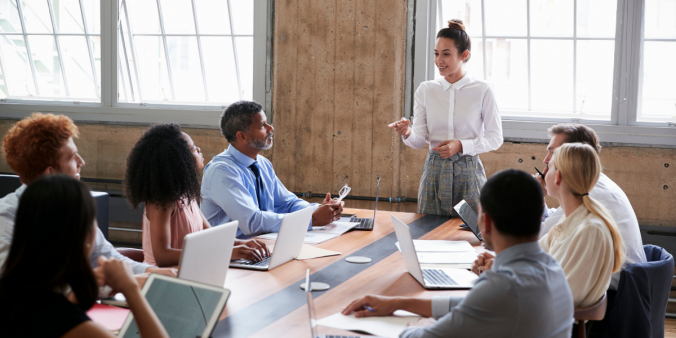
[431, 140, 463, 159]
[236, 238, 271, 258]
[388, 118, 412, 138]
[98, 256, 138, 296]
[145, 267, 178, 277]
[313, 193, 343, 226]
[342, 295, 400, 318]
[471, 252, 495, 276]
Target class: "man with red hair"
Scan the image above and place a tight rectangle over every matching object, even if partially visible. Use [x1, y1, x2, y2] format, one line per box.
[0, 113, 174, 278]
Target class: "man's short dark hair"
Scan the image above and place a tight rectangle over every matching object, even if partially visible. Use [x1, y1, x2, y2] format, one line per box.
[548, 124, 602, 154]
[479, 169, 544, 238]
[220, 100, 263, 143]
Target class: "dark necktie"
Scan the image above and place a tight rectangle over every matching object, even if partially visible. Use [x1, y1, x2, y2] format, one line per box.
[249, 162, 266, 211]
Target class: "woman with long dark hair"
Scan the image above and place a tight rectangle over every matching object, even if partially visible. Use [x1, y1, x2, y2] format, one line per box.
[125, 123, 269, 267]
[0, 175, 168, 338]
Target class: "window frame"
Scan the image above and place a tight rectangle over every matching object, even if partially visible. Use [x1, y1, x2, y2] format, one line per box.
[0, 0, 272, 127]
[406, 0, 676, 147]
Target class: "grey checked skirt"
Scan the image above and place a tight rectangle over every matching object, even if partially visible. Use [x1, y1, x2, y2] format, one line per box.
[418, 150, 487, 216]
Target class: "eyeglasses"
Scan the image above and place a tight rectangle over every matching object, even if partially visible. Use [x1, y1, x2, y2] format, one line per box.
[334, 184, 351, 203]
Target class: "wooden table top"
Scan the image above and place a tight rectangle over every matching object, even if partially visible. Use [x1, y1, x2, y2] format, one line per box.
[211, 208, 485, 338]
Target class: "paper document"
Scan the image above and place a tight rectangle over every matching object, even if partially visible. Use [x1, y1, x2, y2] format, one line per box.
[268, 244, 340, 260]
[259, 222, 359, 244]
[401, 240, 475, 252]
[416, 251, 478, 264]
[88, 303, 130, 331]
[317, 310, 420, 338]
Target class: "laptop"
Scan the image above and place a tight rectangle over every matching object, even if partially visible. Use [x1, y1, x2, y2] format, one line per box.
[118, 274, 230, 338]
[230, 206, 314, 270]
[178, 220, 239, 288]
[347, 177, 381, 231]
[453, 200, 483, 242]
[304, 270, 385, 338]
[391, 215, 478, 289]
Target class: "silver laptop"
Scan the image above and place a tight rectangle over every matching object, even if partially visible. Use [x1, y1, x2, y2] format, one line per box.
[391, 215, 478, 289]
[305, 270, 385, 338]
[178, 220, 238, 288]
[230, 206, 314, 270]
[118, 274, 230, 338]
[349, 177, 380, 231]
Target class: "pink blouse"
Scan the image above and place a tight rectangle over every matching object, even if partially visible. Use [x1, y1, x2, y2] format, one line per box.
[142, 199, 203, 266]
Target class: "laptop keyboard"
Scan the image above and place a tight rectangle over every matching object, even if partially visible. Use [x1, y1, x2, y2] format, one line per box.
[353, 217, 373, 230]
[423, 269, 457, 286]
[237, 256, 271, 267]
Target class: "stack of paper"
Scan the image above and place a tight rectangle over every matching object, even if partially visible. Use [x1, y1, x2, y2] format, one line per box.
[317, 310, 420, 338]
[396, 240, 478, 264]
[259, 221, 359, 244]
[88, 303, 130, 332]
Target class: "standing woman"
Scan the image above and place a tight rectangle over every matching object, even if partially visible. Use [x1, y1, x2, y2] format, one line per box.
[389, 19, 503, 215]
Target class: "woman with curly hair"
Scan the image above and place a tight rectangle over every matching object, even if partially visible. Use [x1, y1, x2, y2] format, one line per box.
[124, 124, 269, 268]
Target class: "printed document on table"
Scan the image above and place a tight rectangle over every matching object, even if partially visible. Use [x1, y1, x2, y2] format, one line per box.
[395, 241, 478, 264]
[317, 310, 420, 338]
[258, 222, 359, 244]
[395, 240, 475, 252]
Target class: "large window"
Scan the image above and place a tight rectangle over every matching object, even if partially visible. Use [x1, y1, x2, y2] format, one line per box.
[0, 0, 269, 125]
[0, 0, 101, 101]
[411, 0, 676, 145]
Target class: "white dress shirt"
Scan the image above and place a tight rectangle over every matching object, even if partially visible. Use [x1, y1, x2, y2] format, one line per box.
[0, 185, 151, 274]
[540, 173, 646, 290]
[540, 205, 616, 308]
[403, 74, 503, 156]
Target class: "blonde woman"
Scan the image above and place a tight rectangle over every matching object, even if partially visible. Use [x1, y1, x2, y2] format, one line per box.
[540, 143, 625, 308]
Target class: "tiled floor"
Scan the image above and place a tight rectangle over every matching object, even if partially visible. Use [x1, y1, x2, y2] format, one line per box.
[666, 318, 676, 337]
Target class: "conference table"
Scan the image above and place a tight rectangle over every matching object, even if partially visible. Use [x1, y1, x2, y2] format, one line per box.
[212, 208, 486, 338]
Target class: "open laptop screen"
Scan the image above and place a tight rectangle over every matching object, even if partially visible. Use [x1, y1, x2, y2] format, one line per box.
[119, 274, 230, 338]
[453, 200, 482, 241]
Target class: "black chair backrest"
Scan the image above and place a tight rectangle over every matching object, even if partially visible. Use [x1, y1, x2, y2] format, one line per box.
[0, 174, 22, 199]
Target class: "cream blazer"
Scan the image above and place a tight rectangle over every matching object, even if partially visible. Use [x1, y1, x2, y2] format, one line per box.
[539, 205, 615, 308]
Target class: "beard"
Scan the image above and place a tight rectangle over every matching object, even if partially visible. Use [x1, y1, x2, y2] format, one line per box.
[249, 132, 273, 150]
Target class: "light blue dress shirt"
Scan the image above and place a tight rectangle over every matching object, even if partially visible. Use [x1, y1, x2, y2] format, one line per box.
[0, 185, 151, 275]
[400, 241, 574, 338]
[200, 146, 316, 238]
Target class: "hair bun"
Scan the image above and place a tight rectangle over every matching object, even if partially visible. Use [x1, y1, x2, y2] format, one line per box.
[447, 19, 465, 32]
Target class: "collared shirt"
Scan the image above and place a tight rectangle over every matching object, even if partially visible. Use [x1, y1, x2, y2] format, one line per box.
[540, 173, 646, 290]
[400, 242, 574, 338]
[200, 146, 315, 238]
[540, 205, 615, 308]
[403, 74, 503, 156]
[0, 185, 151, 275]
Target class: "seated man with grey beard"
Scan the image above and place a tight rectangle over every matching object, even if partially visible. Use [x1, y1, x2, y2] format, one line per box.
[200, 100, 343, 238]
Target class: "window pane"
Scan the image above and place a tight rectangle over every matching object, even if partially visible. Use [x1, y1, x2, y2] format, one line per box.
[51, 0, 84, 33]
[230, 0, 252, 35]
[134, 36, 171, 101]
[118, 8, 141, 102]
[28, 35, 66, 96]
[576, 40, 613, 116]
[639, 42, 676, 119]
[195, 0, 230, 34]
[436, 0, 482, 37]
[117, 33, 133, 102]
[20, 0, 53, 33]
[645, 0, 676, 39]
[530, 0, 573, 37]
[159, 0, 195, 34]
[82, 0, 99, 34]
[201, 36, 238, 103]
[126, 0, 160, 34]
[484, 0, 527, 37]
[0, 35, 35, 96]
[0, 0, 22, 33]
[166, 36, 203, 101]
[530, 39, 573, 112]
[577, 0, 617, 38]
[235, 36, 252, 100]
[89, 36, 100, 93]
[0, 68, 7, 97]
[486, 38, 528, 110]
[60, 36, 96, 98]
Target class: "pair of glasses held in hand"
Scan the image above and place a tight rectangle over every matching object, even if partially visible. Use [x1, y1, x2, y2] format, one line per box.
[332, 184, 351, 204]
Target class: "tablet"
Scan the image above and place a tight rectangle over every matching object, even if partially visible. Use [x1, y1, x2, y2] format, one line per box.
[118, 274, 230, 338]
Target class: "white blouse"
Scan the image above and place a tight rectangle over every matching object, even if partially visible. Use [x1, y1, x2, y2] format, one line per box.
[539, 205, 616, 308]
[403, 74, 503, 156]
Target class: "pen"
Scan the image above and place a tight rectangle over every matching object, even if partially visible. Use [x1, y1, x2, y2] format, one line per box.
[365, 306, 374, 312]
[534, 167, 545, 179]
